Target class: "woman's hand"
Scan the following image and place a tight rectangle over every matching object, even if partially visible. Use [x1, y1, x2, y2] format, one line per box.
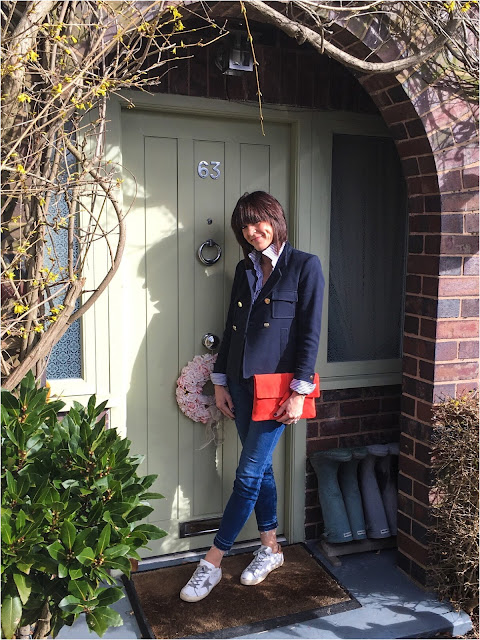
[274, 391, 305, 424]
[214, 385, 235, 419]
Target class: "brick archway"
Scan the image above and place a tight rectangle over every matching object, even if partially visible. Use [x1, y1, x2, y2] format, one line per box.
[327, 16, 479, 583]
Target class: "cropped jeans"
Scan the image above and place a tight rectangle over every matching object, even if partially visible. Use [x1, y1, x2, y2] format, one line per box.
[213, 377, 286, 552]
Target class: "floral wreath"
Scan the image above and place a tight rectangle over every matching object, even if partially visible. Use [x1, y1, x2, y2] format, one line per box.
[176, 353, 223, 446]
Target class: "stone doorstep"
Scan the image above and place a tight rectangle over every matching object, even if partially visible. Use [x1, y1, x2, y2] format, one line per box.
[56, 543, 472, 640]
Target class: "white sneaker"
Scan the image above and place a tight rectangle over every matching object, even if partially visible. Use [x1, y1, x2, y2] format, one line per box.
[240, 544, 284, 585]
[180, 559, 222, 602]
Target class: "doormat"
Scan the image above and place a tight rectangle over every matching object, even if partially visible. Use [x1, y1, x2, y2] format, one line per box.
[123, 543, 360, 639]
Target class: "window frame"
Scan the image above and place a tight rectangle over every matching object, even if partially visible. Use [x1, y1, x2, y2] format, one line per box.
[310, 112, 407, 390]
[47, 111, 113, 407]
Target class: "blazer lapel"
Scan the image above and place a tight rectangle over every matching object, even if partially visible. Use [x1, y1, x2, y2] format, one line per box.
[258, 267, 282, 302]
[254, 242, 292, 304]
[245, 264, 256, 302]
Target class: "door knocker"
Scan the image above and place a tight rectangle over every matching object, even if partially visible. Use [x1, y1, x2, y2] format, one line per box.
[198, 239, 222, 265]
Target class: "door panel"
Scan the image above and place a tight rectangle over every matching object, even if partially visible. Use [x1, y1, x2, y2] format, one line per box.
[121, 110, 290, 555]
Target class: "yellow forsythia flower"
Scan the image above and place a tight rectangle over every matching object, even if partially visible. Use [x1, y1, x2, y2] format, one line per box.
[94, 80, 111, 97]
[26, 50, 39, 62]
[34, 324, 44, 333]
[18, 93, 32, 103]
[52, 83, 63, 95]
[16, 164, 26, 174]
[13, 303, 29, 314]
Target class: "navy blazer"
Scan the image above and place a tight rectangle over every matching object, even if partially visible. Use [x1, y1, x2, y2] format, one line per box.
[214, 242, 324, 384]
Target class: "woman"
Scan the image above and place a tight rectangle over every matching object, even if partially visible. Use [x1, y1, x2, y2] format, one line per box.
[180, 191, 324, 602]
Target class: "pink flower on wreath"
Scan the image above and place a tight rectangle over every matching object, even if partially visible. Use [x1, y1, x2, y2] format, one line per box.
[176, 353, 218, 424]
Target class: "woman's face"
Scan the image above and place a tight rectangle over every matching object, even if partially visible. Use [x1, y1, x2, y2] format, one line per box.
[242, 221, 274, 252]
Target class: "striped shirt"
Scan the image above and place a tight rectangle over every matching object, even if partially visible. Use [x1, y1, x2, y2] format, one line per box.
[211, 242, 315, 395]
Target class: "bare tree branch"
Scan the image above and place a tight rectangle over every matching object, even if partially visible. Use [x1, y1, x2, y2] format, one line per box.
[244, 0, 460, 74]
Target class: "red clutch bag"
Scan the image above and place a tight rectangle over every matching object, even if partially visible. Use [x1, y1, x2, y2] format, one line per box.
[252, 373, 320, 422]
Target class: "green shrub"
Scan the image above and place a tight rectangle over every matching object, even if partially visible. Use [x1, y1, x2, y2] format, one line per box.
[429, 390, 479, 616]
[1, 372, 166, 639]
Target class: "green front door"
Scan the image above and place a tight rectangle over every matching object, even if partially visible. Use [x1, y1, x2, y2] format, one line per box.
[121, 109, 291, 555]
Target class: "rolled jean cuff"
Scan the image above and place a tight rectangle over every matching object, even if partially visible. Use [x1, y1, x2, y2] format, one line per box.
[213, 534, 232, 552]
[258, 520, 278, 533]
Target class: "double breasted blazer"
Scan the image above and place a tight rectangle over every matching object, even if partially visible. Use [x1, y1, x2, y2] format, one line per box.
[214, 242, 324, 384]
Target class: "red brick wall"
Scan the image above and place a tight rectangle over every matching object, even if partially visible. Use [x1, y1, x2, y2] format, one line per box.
[152, 32, 378, 113]
[329, 16, 479, 584]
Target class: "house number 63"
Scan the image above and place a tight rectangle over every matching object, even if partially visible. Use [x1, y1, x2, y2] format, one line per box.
[197, 160, 221, 180]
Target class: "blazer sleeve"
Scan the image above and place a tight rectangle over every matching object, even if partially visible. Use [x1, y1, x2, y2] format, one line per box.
[213, 261, 244, 375]
[294, 254, 325, 383]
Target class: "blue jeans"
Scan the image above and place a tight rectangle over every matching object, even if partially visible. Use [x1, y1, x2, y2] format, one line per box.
[213, 377, 285, 552]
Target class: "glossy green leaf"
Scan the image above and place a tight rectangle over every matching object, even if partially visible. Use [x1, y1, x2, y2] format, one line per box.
[16, 561, 33, 575]
[103, 544, 130, 558]
[29, 553, 58, 574]
[68, 579, 93, 601]
[4, 426, 19, 446]
[58, 594, 83, 613]
[139, 474, 157, 490]
[6, 470, 17, 496]
[13, 572, 33, 604]
[47, 540, 66, 562]
[16, 475, 31, 498]
[120, 483, 143, 497]
[1, 593, 22, 639]
[107, 502, 134, 515]
[1, 404, 12, 427]
[131, 523, 167, 540]
[140, 492, 165, 500]
[1, 390, 21, 413]
[61, 479, 80, 489]
[125, 505, 154, 522]
[25, 434, 43, 456]
[58, 562, 68, 578]
[76, 547, 95, 566]
[103, 555, 131, 575]
[95, 587, 124, 607]
[86, 606, 123, 637]
[73, 528, 93, 554]
[102, 511, 129, 529]
[60, 520, 76, 551]
[68, 566, 84, 580]
[15, 509, 27, 532]
[2, 519, 13, 544]
[96, 524, 111, 555]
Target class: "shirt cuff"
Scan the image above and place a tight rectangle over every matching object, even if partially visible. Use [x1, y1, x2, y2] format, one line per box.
[290, 378, 316, 395]
[211, 372, 228, 386]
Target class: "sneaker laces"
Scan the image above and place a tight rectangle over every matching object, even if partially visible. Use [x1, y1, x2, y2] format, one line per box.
[248, 547, 271, 573]
[188, 565, 210, 588]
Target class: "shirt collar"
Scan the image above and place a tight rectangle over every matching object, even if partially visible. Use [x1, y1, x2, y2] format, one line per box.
[248, 242, 286, 269]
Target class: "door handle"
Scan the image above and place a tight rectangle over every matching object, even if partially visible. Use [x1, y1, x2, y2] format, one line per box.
[202, 333, 220, 350]
[198, 239, 222, 265]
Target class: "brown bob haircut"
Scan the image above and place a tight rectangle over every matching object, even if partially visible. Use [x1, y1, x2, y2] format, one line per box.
[231, 191, 288, 259]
